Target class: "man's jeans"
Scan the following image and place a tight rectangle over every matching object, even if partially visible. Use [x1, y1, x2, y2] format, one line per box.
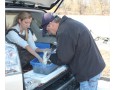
[80, 73, 101, 90]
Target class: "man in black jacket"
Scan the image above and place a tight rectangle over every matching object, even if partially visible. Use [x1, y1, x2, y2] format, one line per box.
[41, 13, 105, 90]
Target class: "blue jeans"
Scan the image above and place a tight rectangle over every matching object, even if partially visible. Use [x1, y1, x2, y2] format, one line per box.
[80, 73, 101, 90]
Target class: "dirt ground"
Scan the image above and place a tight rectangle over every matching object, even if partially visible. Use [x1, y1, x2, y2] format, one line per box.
[96, 41, 110, 78]
[100, 49, 110, 78]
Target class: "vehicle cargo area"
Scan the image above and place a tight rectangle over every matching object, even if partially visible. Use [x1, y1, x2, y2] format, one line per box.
[23, 64, 79, 90]
[23, 43, 79, 90]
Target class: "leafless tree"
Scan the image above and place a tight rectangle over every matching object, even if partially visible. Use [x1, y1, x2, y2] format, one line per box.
[56, 0, 110, 15]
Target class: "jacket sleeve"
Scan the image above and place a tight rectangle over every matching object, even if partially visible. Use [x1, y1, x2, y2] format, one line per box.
[55, 32, 76, 64]
[50, 53, 64, 66]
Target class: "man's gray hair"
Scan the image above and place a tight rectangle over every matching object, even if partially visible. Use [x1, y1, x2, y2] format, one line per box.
[53, 15, 61, 23]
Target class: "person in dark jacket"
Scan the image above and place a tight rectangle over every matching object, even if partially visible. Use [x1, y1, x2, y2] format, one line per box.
[41, 13, 106, 90]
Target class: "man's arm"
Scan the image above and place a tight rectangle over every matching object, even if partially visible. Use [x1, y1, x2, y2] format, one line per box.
[50, 53, 64, 66]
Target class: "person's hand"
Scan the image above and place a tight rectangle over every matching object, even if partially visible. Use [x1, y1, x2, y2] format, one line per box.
[36, 56, 43, 63]
[43, 48, 51, 52]
[37, 57, 50, 64]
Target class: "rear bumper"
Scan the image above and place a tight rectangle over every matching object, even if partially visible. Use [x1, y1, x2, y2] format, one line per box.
[34, 71, 79, 90]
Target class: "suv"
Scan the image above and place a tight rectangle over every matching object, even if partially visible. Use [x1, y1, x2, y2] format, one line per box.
[5, 0, 79, 90]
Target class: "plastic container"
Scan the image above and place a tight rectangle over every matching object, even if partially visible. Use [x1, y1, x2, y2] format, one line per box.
[30, 42, 58, 75]
[36, 42, 51, 59]
[35, 42, 50, 57]
[35, 42, 50, 49]
[30, 58, 58, 75]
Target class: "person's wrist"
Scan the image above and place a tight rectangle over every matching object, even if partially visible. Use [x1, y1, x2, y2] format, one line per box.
[36, 55, 42, 62]
[43, 48, 51, 53]
[39, 58, 43, 63]
[36, 48, 43, 52]
[39, 49, 43, 52]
